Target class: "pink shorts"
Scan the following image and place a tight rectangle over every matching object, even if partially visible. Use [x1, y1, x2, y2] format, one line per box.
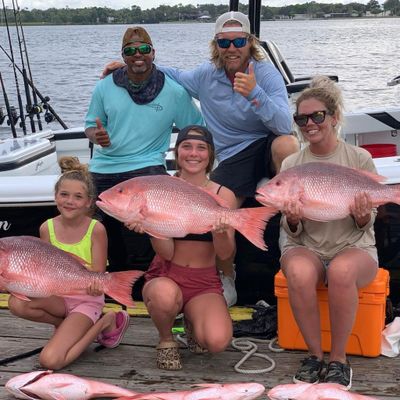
[145, 255, 223, 307]
[62, 294, 105, 324]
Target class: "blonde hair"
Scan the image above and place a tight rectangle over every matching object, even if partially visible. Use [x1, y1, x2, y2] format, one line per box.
[295, 75, 344, 138]
[55, 157, 97, 213]
[210, 34, 266, 68]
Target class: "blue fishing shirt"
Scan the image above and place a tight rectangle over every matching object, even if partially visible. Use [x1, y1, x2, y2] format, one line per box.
[159, 59, 292, 162]
[85, 74, 203, 174]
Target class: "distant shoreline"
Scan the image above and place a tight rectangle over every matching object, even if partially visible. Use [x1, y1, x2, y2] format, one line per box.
[0, 15, 398, 27]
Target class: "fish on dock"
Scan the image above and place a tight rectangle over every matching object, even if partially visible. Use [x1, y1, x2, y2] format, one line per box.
[96, 175, 276, 251]
[116, 382, 266, 400]
[267, 382, 378, 400]
[256, 162, 400, 221]
[5, 370, 137, 400]
[0, 235, 143, 307]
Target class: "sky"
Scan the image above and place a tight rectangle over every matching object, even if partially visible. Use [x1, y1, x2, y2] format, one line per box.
[13, 0, 360, 11]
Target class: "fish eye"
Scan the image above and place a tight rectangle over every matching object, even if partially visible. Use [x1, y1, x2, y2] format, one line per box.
[118, 188, 124, 193]
[275, 180, 281, 186]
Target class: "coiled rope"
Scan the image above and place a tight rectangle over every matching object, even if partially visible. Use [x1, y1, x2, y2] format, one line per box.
[231, 336, 284, 374]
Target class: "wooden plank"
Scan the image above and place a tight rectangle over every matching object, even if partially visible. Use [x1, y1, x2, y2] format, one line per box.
[0, 310, 399, 399]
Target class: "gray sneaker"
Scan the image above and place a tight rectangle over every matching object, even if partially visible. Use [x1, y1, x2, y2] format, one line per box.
[293, 355, 325, 384]
[220, 271, 237, 307]
[323, 360, 353, 390]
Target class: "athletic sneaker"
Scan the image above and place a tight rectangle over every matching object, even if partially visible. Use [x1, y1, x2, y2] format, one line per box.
[220, 271, 237, 307]
[323, 360, 353, 390]
[293, 355, 325, 384]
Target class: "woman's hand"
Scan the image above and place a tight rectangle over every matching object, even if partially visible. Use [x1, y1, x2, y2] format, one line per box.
[212, 214, 230, 234]
[124, 217, 145, 233]
[87, 281, 104, 297]
[124, 207, 147, 233]
[282, 199, 303, 232]
[350, 191, 372, 227]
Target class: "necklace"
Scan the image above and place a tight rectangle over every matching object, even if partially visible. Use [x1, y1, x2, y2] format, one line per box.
[202, 178, 210, 187]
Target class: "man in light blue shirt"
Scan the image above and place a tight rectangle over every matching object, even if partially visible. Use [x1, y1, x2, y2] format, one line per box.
[160, 12, 298, 206]
[85, 26, 203, 270]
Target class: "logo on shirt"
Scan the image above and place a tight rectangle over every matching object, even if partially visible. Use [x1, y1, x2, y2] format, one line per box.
[147, 103, 163, 112]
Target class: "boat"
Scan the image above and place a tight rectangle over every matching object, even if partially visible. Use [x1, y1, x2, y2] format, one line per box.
[1, 0, 400, 306]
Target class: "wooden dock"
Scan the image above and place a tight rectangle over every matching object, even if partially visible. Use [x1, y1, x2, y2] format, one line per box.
[0, 305, 399, 400]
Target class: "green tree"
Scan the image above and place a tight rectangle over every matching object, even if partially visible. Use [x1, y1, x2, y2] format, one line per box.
[366, 0, 382, 14]
[383, 0, 400, 15]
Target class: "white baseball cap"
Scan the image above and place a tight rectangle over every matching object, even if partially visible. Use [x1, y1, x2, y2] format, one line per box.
[215, 11, 251, 35]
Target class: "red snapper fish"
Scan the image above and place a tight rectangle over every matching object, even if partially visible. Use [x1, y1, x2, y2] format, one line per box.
[256, 162, 400, 221]
[5, 370, 137, 400]
[267, 382, 378, 400]
[96, 175, 276, 251]
[116, 382, 265, 400]
[0, 235, 143, 307]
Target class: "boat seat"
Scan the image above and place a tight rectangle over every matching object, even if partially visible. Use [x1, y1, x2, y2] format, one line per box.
[259, 40, 338, 94]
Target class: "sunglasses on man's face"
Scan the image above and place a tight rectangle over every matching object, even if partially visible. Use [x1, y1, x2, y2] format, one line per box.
[216, 37, 248, 49]
[293, 110, 332, 127]
[122, 44, 152, 57]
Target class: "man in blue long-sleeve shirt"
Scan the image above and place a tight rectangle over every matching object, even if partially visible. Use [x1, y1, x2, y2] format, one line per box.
[160, 11, 298, 206]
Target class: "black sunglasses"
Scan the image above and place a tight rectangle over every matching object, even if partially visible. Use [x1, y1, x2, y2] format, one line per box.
[122, 44, 152, 57]
[293, 110, 332, 127]
[216, 37, 248, 49]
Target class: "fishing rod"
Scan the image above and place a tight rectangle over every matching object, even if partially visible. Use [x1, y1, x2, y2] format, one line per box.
[0, 43, 68, 129]
[2, 0, 27, 134]
[11, 0, 35, 132]
[14, 0, 43, 131]
[0, 71, 17, 137]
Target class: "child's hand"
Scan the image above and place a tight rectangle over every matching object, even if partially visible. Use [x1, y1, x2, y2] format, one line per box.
[87, 281, 104, 296]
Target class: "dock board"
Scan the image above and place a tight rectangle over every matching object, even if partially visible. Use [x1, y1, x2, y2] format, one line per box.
[0, 306, 399, 399]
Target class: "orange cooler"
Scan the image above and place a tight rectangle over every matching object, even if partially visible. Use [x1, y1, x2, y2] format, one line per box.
[274, 268, 389, 357]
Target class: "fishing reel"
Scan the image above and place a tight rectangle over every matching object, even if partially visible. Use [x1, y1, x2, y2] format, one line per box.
[26, 103, 43, 116]
[0, 107, 6, 125]
[37, 96, 55, 124]
[6, 106, 19, 127]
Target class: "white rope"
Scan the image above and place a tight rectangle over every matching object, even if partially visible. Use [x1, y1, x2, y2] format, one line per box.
[231, 337, 284, 374]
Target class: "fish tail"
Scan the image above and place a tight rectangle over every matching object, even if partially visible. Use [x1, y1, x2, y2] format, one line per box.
[231, 206, 277, 251]
[105, 270, 144, 307]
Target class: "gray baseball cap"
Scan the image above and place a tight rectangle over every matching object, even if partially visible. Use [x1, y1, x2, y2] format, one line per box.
[215, 11, 251, 35]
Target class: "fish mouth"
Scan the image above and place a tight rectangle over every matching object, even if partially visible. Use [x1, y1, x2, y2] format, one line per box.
[6, 370, 52, 400]
[96, 198, 129, 222]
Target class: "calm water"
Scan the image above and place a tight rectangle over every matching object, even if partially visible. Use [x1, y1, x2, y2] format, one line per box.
[0, 18, 399, 133]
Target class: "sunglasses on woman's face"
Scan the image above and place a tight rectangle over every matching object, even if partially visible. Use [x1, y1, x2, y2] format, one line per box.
[293, 110, 332, 127]
[216, 37, 248, 49]
[122, 44, 152, 57]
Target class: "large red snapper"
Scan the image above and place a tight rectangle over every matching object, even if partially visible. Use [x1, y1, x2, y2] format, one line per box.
[0, 236, 143, 307]
[96, 175, 276, 251]
[117, 382, 265, 400]
[256, 162, 400, 221]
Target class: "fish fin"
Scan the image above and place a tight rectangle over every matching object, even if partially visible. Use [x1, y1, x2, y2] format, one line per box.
[230, 206, 278, 251]
[356, 168, 387, 183]
[144, 229, 170, 240]
[105, 270, 144, 307]
[10, 292, 31, 301]
[64, 252, 91, 269]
